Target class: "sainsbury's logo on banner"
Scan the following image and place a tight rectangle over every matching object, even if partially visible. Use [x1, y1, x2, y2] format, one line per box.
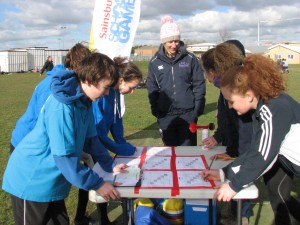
[90, 0, 141, 59]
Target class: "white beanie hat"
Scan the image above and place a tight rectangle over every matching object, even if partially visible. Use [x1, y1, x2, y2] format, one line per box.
[160, 15, 180, 43]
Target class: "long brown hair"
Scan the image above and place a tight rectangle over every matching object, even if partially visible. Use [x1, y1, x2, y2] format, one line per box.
[214, 43, 244, 75]
[64, 43, 92, 70]
[201, 48, 215, 72]
[113, 57, 142, 83]
[221, 54, 286, 102]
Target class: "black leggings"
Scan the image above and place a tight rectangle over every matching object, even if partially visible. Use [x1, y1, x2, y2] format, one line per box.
[263, 162, 300, 225]
[161, 122, 197, 146]
[11, 195, 69, 225]
[75, 188, 110, 223]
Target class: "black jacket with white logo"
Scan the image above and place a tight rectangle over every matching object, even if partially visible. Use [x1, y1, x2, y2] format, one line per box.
[147, 42, 206, 126]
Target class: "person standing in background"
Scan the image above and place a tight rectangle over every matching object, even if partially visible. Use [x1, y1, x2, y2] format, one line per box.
[147, 15, 206, 146]
[40, 56, 54, 76]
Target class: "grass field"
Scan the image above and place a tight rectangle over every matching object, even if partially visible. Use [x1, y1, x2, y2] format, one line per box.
[1, 64, 300, 225]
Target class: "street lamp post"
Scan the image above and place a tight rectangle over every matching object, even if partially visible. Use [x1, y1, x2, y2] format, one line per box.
[58, 38, 61, 49]
[60, 26, 67, 49]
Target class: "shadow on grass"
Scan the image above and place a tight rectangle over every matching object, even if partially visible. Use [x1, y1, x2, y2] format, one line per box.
[203, 102, 217, 115]
[125, 102, 217, 142]
[125, 122, 160, 141]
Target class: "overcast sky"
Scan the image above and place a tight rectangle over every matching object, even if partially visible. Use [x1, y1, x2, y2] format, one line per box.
[0, 0, 300, 50]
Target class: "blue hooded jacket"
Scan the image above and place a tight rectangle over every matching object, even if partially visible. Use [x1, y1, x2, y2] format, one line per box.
[92, 88, 135, 156]
[11, 64, 65, 148]
[3, 70, 114, 202]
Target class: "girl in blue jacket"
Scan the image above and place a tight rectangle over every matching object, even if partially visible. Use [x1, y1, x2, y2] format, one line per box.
[10, 43, 90, 151]
[92, 57, 142, 156]
[2, 52, 127, 225]
[91, 57, 142, 224]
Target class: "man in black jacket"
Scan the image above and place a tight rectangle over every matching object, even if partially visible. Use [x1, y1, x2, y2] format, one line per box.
[40, 56, 54, 76]
[147, 15, 206, 146]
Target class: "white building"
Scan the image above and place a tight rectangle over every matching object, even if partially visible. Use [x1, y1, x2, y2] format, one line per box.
[186, 43, 217, 57]
[0, 47, 68, 73]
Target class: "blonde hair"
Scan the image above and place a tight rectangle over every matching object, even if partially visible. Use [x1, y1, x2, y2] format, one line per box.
[221, 54, 286, 102]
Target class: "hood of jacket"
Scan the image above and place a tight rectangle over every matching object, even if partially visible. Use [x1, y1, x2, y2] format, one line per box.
[50, 69, 85, 104]
[46, 64, 65, 77]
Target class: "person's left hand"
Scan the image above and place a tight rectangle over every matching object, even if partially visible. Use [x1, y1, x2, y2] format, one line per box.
[202, 137, 218, 149]
[113, 163, 128, 173]
[213, 183, 237, 202]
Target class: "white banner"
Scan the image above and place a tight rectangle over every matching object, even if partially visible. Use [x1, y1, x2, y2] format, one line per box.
[89, 0, 141, 60]
[90, 0, 141, 116]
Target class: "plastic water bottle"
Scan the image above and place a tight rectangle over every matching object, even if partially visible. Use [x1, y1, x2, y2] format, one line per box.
[202, 128, 209, 150]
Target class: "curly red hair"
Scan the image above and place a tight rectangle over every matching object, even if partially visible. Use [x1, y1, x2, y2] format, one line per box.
[221, 54, 286, 103]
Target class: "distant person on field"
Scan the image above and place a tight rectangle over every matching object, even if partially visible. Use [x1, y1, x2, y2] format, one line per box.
[281, 58, 289, 73]
[147, 15, 206, 146]
[40, 56, 54, 76]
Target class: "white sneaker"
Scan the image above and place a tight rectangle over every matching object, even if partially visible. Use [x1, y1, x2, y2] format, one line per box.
[242, 217, 249, 225]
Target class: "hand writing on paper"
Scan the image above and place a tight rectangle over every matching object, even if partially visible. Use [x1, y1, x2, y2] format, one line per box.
[202, 169, 221, 181]
[202, 137, 218, 149]
[213, 183, 237, 202]
[96, 182, 120, 201]
[113, 163, 128, 173]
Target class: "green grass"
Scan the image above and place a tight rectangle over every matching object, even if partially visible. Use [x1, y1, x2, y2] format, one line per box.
[1, 64, 300, 225]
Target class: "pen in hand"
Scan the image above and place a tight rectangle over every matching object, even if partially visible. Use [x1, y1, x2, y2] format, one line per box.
[208, 155, 217, 170]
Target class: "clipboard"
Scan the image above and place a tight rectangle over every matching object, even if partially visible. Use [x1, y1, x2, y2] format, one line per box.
[113, 167, 141, 187]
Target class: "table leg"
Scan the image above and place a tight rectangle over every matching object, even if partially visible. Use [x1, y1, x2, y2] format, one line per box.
[121, 198, 129, 225]
[236, 199, 242, 225]
[209, 199, 213, 225]
[130, 199, 135, 225]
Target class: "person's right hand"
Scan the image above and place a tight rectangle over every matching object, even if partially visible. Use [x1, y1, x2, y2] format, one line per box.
[96, 182, 120, 201]
[113, 163, 128, 173]
[202, 136, 218, 149]
[202, 169, 221, 181]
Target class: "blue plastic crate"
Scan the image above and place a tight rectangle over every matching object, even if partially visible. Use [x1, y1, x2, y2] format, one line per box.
[184, 199, 217, 225]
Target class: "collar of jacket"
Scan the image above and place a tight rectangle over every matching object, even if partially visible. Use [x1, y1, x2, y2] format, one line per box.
[157, 41, 187, 63]
[254, 97, 264, 119]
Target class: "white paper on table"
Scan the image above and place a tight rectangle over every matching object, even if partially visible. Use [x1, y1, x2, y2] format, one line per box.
[176, 156, 206, 170]
[146, 146, 172, 156]
[143, 156, 171, 170]
[177, 171, 212, 187]
[92, 162, 114, 183]
[141, 171, 173, 187]
[114, 167, 141, 186]
[114, 157, 141, 168]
